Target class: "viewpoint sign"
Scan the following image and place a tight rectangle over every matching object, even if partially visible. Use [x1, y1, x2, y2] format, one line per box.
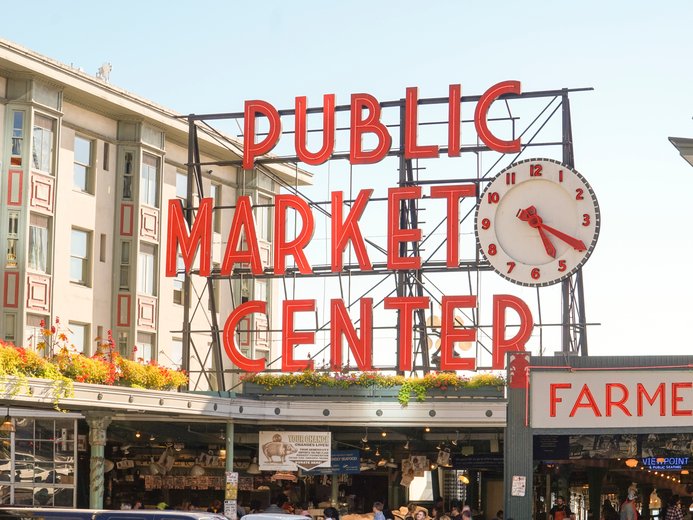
[531, 370, 693, 429]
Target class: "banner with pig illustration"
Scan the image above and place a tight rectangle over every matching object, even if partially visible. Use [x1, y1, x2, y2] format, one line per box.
[258, 431, 332, 471]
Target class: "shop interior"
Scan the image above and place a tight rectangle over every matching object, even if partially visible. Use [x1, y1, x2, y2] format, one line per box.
[533, 434, 693, 520]
[98, 421, 505, 517]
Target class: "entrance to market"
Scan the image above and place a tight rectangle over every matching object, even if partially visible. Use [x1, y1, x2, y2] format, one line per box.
[533, 433, 693, 520]
[103, 422, 504, 518]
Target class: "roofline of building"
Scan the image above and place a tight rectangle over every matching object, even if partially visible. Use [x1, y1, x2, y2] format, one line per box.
[0, 38, 312, 186]
[0, 377, 506, 427]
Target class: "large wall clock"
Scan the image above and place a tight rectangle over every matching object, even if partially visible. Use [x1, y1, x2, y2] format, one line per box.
[475, 158, 600, 287]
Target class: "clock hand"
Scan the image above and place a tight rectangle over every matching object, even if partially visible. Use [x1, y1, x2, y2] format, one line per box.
[536, 226, 556, 258]
[516, 206, 556, 258]
[539, 223, 587, 252]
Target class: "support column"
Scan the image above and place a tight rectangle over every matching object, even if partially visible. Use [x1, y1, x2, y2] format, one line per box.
[331, 476, 339, 506]
[504, 352, 533, 519]
[86, 413, 112, 509]
[225, 421, 234, 472]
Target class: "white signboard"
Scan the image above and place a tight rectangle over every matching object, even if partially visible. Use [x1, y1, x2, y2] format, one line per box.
[511, 475, 526, 497]
[531, 369, 693, 429]
[259, 431, 331, 471]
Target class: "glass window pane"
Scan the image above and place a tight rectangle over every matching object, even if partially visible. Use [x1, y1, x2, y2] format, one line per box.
[71, 230, 87, 256]
[74, 164, 87, 191]
[14, 419, 34, 440]
[70, 323, 87, 354]
[35, 419, 53, 441]
[176, 173, 187, 199]
[74, 137, 91, 165]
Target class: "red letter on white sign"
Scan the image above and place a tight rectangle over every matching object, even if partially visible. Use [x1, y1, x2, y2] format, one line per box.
[331, 189, 373, 272]
[282, 299, 315, 372]
[439, 295, 476, 371]
[492, 294, 533, 369]
[475, 81, 521, 154]
[166, 198, 212, 277]
[243, 100, 281, 170]
[387, 187, 422, 270]
[221, 196, 263, 276]
[430, 185, 476, 267]
[274, 194, 314, 275]
[350, 93, 392, 164]
[330, 298, 373, 371]
[295, 94, 335, 165]
[222, 300, 267, 372]
[384, 296, 430, 372]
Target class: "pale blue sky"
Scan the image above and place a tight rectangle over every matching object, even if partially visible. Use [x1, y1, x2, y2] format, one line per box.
[4, 0, 693, 359]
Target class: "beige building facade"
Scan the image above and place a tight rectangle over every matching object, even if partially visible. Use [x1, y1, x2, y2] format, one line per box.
[0, 39, 307, 391]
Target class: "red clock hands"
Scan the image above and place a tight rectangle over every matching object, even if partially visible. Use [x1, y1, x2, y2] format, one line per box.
[517, 205, 586, 254]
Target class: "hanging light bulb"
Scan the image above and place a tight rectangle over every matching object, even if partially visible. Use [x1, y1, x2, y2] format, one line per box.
[0, 408, 14, 434]
[247, 457, 261, 475]
[404, 440, 410, 450]
[135, 431, 141, 439]
[381, 431, 387, 438]
[375, 446, 381, 457]
[149, 434, 156, 441]
[451, 431, 459, 446]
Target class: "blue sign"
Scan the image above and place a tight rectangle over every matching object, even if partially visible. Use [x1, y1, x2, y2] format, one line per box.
[641, 457, 689, 471]
[305, 450, 360, 475]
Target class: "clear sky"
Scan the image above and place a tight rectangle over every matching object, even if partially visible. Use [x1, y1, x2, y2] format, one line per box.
[4, 0, 693, 359]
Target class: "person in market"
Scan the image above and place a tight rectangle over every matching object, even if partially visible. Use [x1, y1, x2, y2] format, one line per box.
[324, 507, 339, 520]
[549, 496, 575, 520]
[264, 494, 287, 513]
[665, 496, 684, 520]
[619, 484, 638, 520]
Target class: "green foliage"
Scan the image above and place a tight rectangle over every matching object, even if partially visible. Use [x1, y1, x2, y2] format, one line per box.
[242, 370, 505, 406]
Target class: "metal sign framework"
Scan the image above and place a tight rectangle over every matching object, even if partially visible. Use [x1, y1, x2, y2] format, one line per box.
[177, 87, 594, 392]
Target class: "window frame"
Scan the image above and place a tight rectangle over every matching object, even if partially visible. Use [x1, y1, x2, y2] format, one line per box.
[32, 114, 56, 174]
[68, 322, 89, 355]
[28, 213, 50, 273]
[73, 135, 94, 193]
[69, 228, 91, 286]
[139, 153, 159, 207]
[138, 243, 157, 296]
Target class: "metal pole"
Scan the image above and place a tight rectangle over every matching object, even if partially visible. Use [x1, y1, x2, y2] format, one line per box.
[183, 117, 195, 378]
[561, 90, 576, 354]
[86, 413, 111, 509]
[225, 421, 234, 472]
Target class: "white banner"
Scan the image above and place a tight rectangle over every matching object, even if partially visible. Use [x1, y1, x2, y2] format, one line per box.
[531, 369, 693, 429]
[258, 431, 331, 471]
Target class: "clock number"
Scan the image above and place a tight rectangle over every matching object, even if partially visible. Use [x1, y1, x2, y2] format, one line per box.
[575, 188, 584, 200]
[506, 261, 516, 274]
[558, 260, 567, 272]
[530, 164, 543, 177]
[505, 171, 516, 185]
[488, 244, 497, 256]
[559, 169, 564, 182]
[487, 192, 500, 204]
[531, 267, 541, 280]
[582, 213, 591, 226]
[481, 218, 491, 230]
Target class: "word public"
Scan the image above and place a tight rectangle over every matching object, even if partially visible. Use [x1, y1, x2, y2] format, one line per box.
[242, 81, 522, 169]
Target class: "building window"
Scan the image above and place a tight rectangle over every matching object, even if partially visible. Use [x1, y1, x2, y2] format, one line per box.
[173, 254, 184, 304]
[26, 314, 48, 356]
[32, 114, 55, 174]
[7, 212, 19, 268]
[138, 243, 156, 296]
[69, 322, 89, 355]
[11, 111, 24, 160]
[140, 153, 159, 207]
[169, 338, 183, 369]
[103, 142, 110, 171]
[28, 214, 50, 273]
[136, 332, 154, 363]
[4, 314, 16, 343]
[119, 241, 130, 290]
[73, 136, 93, 192]
[210, 183, 221, 233]
[117, 330, 129, 358]
[70, 228, 91, 285]
[122, 151, 134, 200]
[176, 172, 187, 200]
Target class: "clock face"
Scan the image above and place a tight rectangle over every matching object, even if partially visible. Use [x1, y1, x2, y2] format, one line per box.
[475, 158, 600, 287]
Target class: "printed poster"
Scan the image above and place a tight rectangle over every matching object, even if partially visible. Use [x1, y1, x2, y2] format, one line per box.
[259, 431, 331, 471]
